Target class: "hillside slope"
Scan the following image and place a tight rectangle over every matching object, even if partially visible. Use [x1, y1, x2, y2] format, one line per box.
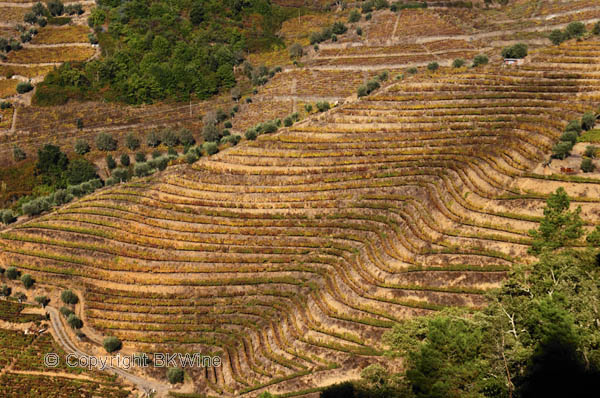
[2, 36, 600, 395]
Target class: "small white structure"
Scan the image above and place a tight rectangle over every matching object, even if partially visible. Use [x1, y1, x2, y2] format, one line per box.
[503, 58, 525, 66]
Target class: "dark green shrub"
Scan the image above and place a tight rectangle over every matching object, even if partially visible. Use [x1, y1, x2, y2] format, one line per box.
[427, 62, 439, 71]
[167, 367, 184, 384]
[60, 306, 74, 317]
[472, 54, 489, 67]
[162, 129, 179, 147]
[593, 22, 600, 35]
[453, 58, 466, 68]
[134, 152, 146, 163]
[566, 119, 582, 134]
[407, 67, 417, 74]
[566, 21, 585, 38]
[560, 131, 578, 145]
[552, 141, 573, 159]
[245, 129, 257, 140]
[146, 131, 161, 148]
[125, 133, 140, 150]
[61, 289, 79, 304]
[585, 145, 597, 158]
[1, 209, 16, 225]
[103, 336, 122, 353]
[284, 116, 293, 127]
[35, 295, 49, 307]
[16, 82, 34, 94]
[289, 43, 303, 58]
[581, 112, 596, 131]
[106, 154, 116, 170]
[0, 284, 11, 297]
[74, 139, 90, 155]
[67, 313, 83, 329]
[581, 158, 595, 173]
[349, 10, 361, 23]
[203, 142, 219, 155]
[13, 145, 26, 161]
[549, 29, 566, 45]
[96, 132, 117, 151]
[134, 162, 151, 177]
[316, 101, 330, 112]
[20, 274, 34, 288]
[120, 153, 130, 167]
[501, 43, 528, 58]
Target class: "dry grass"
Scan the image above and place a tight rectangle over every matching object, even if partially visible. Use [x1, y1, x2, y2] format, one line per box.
[6, 46, 96, 64]
[31, 25, 91, 44]
[0, 64, 55, 79]
[0, 107, 13, 129]
[0, 7, 28, 24]
[0, 79, 18, 98]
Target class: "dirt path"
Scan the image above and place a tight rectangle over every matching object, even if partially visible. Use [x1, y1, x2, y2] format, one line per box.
[46, 306, 170, 397]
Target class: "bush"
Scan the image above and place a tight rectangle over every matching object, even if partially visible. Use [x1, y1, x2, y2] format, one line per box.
[316, 101, 330, 112]
[60, 306, 74, 317]
[167, 367, 184, 384]
[22, 197, 50, 216]
[74, 139, 90, 155]
[47, 0, 64, 16]
[112, 168, 129, 182]
[134, 162, 152, 177]
[427, 62, 439, 71]
[0, 284, 10, 297]
[356, 27, 363, 36]
[67, 313, 83, 329]
[472, 54, 489, 67]
[6, 267, 20, 280]
[332, 22, 347, 35]
[103, 336, 122, 353]
[581, 158, 595, 173]
[203, 142, 219, 155]
[96, 133, 117, 151]
[581, 112, 596, 131]
[357, 85, 368, 97]
[106, 154, 116, 170]
[120, 153, 130, 167]
[125, 133, 140, 150]
[152, 150, 162, 159]
[594, 22, 600, 35]
[135, 152, 146, 163]
[16, 81, 34, 94]
[203, 122, 221, 143]
[304, 104, 313, 113]
[289, 43, 303, 59]
[378, 71, 388, 81]
[453, 58, 466, 68]
[178, 129, 195, 147]
[61, 290, 79, 304]
[585, 145, 597, 158]
[566, 119, 582, 134]
[549, 29, 566, 45]
[245, 129, 257, 140]
[566, 21, 585, 38]
[284, 116, 293, 127]
[1, 209, 16, 225]
[501, 43, 528, 59]
[35, 295, 49, 307]
[560, 131, 578, 145]
[13, 145, 26, 161]
[20, 274, 34, 288]
[224, 121, 232, 129]
[552, 141, 573, 159]
[262, 122, 278, 134]
[185, 151, 198, 164]
[406, 67, 417, 75]
[162, 129, 179, 147]
[349, 9, 361, 23]
[146, 131, 161, 147]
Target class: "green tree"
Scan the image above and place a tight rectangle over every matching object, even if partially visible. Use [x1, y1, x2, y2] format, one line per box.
[20, 274, 34, 288]
[35, 295, 49, 307]
[66, 158, 97, 185]
[565, 21, 585, 38]
[529, 188, 583, 254]
[581, 111, 596, 131]
[581, 158, 595, 173]
[166, 367, 184, 384]
[95, 132, 117, 151]
[12, 145, 26, 161]
[35, 144, 69, 187]
[74, 139, 90, 155]
[549, 29, 566, 45]
[551, 141, 573, 159]
[106, 154, 116, 170]
[452, 58, 465, 68]
[67, 313, 83, 329]
[120, 153, 130, 167]
[103, 336, 122, 353]
[61, 289, 79, 304]
[125, 133, 140, 150]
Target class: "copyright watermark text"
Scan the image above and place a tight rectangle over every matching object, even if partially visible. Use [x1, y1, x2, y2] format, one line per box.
[44, 352, 221, 370]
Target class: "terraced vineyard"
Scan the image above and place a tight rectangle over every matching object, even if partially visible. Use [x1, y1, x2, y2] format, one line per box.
[2, 32, 600, 395]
